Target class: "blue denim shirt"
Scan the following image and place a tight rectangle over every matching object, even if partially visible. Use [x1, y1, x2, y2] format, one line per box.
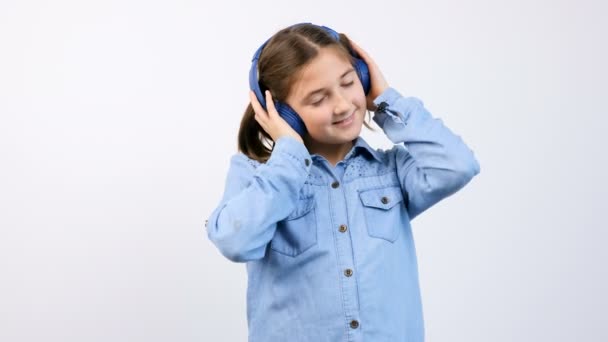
[206, 88, 480, 342]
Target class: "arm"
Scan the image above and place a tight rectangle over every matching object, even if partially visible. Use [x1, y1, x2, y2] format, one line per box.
[347, 40, 480, 220]
[373, 88, 481, 220]
[206, 136, 312, 262]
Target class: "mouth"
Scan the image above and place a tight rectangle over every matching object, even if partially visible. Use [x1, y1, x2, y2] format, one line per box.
[332, 112, 355, 126]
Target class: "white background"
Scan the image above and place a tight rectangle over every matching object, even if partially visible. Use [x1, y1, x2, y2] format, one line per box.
[1, 0, 607, 341]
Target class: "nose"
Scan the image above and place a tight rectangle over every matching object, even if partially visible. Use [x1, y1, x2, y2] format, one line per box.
[333, 90, 351, 115]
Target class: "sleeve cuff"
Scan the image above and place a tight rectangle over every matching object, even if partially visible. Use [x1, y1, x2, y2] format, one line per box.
[268, 136, 313, 176]
[372, 87, 407, 127]
[373, 87, 404, 108]
[372, 87, 425, 128]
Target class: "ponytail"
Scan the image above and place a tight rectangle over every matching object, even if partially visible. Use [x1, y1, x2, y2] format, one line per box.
[237, 104, 274, 162]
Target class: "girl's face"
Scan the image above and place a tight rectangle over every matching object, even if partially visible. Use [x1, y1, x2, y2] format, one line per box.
[285, 47, 367, 156]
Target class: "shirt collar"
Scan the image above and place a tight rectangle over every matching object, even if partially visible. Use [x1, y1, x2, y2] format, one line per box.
[310, 136, 383, 163]
[349, 136, 383, 163]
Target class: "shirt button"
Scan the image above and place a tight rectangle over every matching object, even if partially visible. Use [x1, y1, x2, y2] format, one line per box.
[350, 320, 359, 329]
[381, 196, 389, 204]
[331, 181, 340, 189]
[344, 269, 353, 277]
[339, 224, 347, 233]
[305, 158, 310, 166]
[204, 220, 208, 227]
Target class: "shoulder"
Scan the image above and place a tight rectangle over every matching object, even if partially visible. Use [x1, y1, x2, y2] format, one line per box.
[343, 138, 399, 178]
[223, 153, 263, 185]
[220, 153, 263, 195]
[366, 143, 414, 172]
[230, 152, 263, 170]
[386, 144, 410, 157]
[383, 145, 415, 168]
[354, 136, 409, 165]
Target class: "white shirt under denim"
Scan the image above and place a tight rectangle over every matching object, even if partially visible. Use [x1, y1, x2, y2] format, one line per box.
[207, 87, 481, 342]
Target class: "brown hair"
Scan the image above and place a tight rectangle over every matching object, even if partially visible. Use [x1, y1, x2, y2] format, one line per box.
[238, 24, 373, 162]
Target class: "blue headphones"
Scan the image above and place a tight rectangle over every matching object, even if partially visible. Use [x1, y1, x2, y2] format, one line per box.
[249, 23, 371, 137]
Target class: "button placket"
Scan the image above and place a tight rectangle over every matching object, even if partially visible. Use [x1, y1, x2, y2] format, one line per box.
[327, 177, 360, 332]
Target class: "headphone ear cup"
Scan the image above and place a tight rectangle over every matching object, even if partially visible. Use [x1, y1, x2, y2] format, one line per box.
[353, 57, 371, 95]
[274, 101, 307, 137]
[249, 55, 268, 109]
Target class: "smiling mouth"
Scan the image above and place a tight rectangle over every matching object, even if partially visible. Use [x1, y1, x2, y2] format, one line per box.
[333, 112, 354, 125]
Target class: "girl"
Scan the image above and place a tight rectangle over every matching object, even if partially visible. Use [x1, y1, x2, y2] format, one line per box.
[206, 23, 480, 342]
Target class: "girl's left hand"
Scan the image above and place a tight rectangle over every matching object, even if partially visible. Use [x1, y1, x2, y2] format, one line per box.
[349, 39, 389, 111]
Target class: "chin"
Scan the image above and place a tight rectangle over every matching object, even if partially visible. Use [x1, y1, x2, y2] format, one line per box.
[334, 123, 363, 143]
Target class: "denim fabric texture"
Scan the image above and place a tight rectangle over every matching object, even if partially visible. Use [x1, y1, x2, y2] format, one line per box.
[207, 87, 481, 342]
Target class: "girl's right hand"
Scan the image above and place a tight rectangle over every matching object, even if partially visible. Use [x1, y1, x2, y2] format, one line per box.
[250, 90, 304, 145]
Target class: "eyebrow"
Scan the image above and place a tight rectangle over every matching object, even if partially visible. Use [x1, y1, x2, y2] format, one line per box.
[301, 68, 356, 103]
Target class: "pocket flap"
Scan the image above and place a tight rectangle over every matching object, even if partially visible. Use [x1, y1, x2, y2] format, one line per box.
[359, 186, 404, 210]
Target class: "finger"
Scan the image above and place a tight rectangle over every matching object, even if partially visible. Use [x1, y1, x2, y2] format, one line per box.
[349, 40, 367, 58]
[249, 91, 268, 118]
[253, 112, 268, 129]
[264, 90, 279, 118]
[350, 40, 375, 66]
[253, 112, 268, 130]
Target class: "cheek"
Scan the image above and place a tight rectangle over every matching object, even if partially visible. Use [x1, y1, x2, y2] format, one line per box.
[356, 95, 366, 108]
[350, 85, 366, 106]
[298, 109, 330, 129]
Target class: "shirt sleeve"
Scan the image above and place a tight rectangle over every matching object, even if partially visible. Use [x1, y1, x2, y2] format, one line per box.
[206, 136, 313, 262]
[372, 87, 481, 220]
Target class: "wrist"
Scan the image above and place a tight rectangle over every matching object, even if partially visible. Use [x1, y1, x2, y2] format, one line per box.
[277, 133, 303, 145]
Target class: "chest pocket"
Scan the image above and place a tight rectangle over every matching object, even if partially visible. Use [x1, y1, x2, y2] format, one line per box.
[359, 186, 407, 242]
[270, 196, 318, 257]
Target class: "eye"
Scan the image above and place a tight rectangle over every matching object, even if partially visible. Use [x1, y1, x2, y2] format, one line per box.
[342, 81, 355, 87]
[311, 96, 326, 106]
